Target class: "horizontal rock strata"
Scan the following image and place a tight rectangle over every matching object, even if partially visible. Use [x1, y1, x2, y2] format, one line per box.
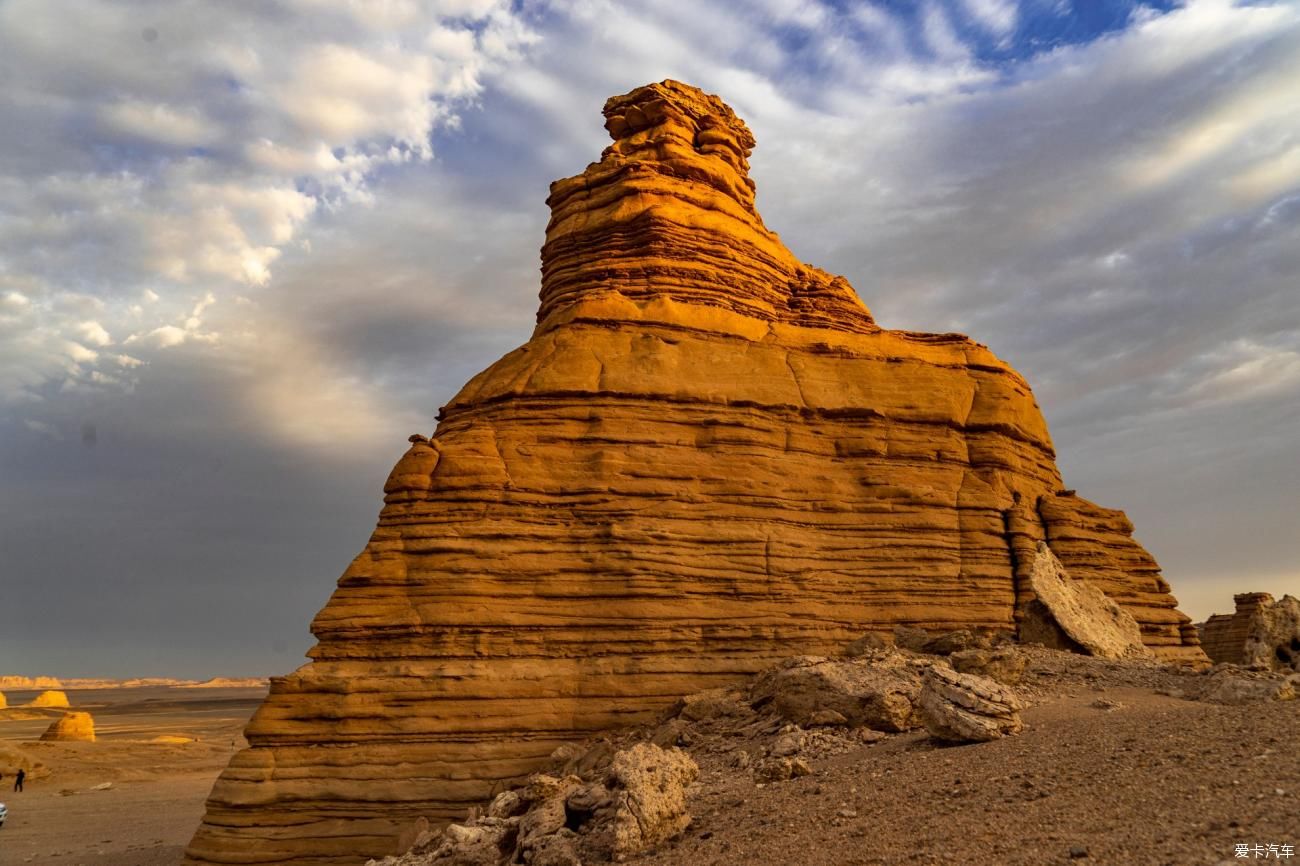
[1202, 593, 1300, 671]
[186, 80, 1204, 865]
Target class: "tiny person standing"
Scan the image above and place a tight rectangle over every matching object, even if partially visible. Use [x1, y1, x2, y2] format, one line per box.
[14, 768, 25, 792]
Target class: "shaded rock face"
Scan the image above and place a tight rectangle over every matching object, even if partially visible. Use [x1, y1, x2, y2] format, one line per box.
[186, 80, 1204, 865]
[40, 711, 95, 742]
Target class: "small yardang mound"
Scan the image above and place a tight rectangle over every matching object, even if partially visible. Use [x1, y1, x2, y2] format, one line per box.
[919, 666, 1023, 743]
[0, 690, 7, 709]
[40, 711, 96, 742]
[186, 80, 1205, 866]
[27, 689, 70, 708]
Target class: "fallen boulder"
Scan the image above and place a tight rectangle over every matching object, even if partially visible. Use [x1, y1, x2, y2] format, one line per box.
[921, 630, 986, 655]
[1022, 542, 1150, 659]
[919, 666, 1023, 743]
[1192, 668, 1298, 705]
[367, 743, 697, 866]
[950, 647, 1028, 686]
[749, 655, 923, 732]
[605, 743, 698, 858]
[843, 632, 888, 657]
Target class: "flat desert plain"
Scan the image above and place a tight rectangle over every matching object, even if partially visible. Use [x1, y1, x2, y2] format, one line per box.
[0, 686, 266, 865]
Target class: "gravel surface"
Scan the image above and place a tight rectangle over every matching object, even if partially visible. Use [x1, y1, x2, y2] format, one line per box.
[619, 649, 1300, 866]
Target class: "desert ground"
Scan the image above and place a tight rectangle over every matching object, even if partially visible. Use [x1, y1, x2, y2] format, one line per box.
[375, 647, 1300, 866]
[638, 673, 1300, 866]
[0, 686, 266, 865]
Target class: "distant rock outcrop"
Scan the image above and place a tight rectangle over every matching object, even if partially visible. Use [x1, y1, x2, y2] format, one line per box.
[0, 676, 63, 690]
[1201, 593, 1300, 671]
[40, 711, 96, 742]
[186, 80, 1205, 865]
[27, 689, 70, 708]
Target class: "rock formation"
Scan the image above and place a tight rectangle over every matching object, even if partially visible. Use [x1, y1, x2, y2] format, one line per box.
[369, 743, 697, 866]
[27, 689, 70, 709]
[950, 647, 1027, 685]
[0, 676, 63, 690]
[1201, 593, 1300, 671]
[1020, 541, 1151, 658]
[40, 710, 96, 742]
[186, 80, 1204, 865]
[918, 666, 1023, 743]
[0, 691, 6, 709]
[749, 655, 922, 732]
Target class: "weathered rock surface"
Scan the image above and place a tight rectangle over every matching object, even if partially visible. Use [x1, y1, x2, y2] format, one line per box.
[919, 666, 1023, 743]
[1192, 668, 1298, 705]
[1200, 593, 1272, 664]
[950, 647, 1028, 685]
[1020, 542, 1151, 659]
[40, 710, 96, 742]
[366, 744, 697, 866]
[922, 630, 987, 655]
[1242, 596, 1300, 671]
[1202, 593, 1300, 672]
[749, 655, 923, 732]
[186, 80, 1204, 865]
[27, 689, 70, 708]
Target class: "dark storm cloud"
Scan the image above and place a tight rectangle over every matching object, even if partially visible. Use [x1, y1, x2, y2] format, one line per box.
[2, 0, 1299, 676]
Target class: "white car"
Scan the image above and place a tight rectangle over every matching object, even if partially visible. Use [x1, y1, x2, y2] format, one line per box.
[0, 801, 7, 828]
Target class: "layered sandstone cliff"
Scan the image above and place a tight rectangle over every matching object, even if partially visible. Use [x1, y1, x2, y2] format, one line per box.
[186, 80, 1204, 866]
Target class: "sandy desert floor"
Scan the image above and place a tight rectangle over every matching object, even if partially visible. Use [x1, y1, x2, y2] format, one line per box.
[0, 686, 265, 866]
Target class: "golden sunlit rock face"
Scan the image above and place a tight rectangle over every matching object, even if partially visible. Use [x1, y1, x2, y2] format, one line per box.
[185, 80, 1205, 865]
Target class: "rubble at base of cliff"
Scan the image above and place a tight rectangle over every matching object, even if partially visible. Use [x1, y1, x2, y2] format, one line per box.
[373, 633, 1297, 866]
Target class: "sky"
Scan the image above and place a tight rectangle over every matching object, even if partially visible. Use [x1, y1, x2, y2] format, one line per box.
[1, 0, 1298, 678]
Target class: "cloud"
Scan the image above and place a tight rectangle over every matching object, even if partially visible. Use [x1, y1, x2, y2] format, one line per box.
[959, 0, 1019, 40]
[98, 99, 222, 148]
[0, 0, 537, 408]
[76, 321, 113, 347]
